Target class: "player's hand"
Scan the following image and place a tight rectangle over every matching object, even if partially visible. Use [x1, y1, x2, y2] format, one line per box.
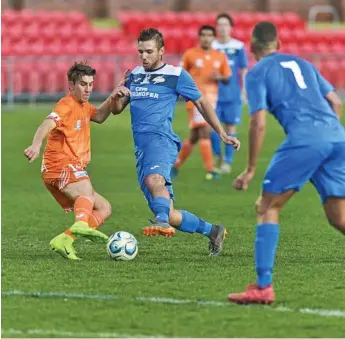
[211, 72, 222, 81]
[110, 86, 131, 99]
[219, 132, 241, 151]
[118, 68, 131, 86]
[233, 168, 255, 190]
[24, 144, 41, 163]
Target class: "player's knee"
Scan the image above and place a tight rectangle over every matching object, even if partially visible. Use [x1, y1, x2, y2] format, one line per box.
[190, 134, 198, 145]
[144, 174, 165, 190]
[328, 215, 345, 232]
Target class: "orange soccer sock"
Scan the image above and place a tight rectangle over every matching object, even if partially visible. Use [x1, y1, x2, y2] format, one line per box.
[89, 210, 104, 229]
[74, 196, 94, 223]
[64, 229, 77, 240]
[174, 139, 194, 168]
[199, 139, 214, 172]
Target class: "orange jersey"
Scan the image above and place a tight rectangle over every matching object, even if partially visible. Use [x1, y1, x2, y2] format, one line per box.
[42, 94, 97, 173]
[181, 47, 231, 102]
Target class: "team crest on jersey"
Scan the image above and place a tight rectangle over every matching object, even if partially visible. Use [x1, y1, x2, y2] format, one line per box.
[140, 74, 152, 85]
[195, 59, 204, 67]
[152, 76, 165, 84]
[75, 120, 81, 130]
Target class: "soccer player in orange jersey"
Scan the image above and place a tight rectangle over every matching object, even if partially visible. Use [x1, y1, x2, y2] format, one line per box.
[171, 25, 231, 180]
[24, 62, 130, 260]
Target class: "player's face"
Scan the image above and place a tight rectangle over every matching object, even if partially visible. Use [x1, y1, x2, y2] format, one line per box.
[138, 40, 164, 71]
[199, 30, 215, 50]
[217, 18, 232, 38]
[69, 75, 94, 103]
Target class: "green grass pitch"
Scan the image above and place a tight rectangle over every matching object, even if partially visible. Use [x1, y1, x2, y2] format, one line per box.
[2, 102, 345, 338]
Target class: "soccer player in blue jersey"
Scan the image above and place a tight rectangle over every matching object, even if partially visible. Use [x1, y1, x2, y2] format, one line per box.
[111, 28, 240, 256]
[228, 21, 345, 304]
[211, 13, 248, 174]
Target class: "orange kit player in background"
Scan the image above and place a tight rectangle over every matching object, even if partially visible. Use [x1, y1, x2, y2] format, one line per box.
[24, 62, 130, 260]
[171, 25, 231, 180]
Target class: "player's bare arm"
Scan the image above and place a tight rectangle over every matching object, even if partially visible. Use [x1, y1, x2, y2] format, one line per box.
[233, 109, 266, 190]
[241, 68, 248, 97]
[92, 70, 131, 123]
[24, 119, 56, 163]
[211, 71, 230, 84]
[326, 91, 342, 119]
[193, 96, 240, 150]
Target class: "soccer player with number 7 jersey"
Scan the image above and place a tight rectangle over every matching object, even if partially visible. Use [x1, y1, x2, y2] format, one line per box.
[228, 21, 345, 304]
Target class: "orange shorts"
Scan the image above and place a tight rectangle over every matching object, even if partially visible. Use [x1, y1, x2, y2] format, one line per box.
[42, 164, 89, 212]
[187, 93, 217, 129]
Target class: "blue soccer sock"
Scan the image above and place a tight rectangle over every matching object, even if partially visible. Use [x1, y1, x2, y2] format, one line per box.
[255, 223, 280, 288]
[150, 197, 170, 223]
[178, 210, 212, 236]
[210, 130, 221, 157]
[224, 133, 237, 165]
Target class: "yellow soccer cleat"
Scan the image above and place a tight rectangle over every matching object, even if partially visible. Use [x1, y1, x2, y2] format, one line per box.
[49, 233, 81, 261]
[70, 221, 109, 243]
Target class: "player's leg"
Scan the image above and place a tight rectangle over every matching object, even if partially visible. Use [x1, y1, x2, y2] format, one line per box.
[168, 200, 227, 256]
[89, 191, 112, 229]
[138, 137, 178, 237]
[324, 198, 345, 235]
[310, 142, 345, 235]
[172, 127, 198, 178]
[229, 142, 333, 304]
[198, 125, 220, 180]
[222, 103, 242, 173]
[62, 180, 109, 243]
[211, 101, 223, 170]
[44, 182, 81, 260]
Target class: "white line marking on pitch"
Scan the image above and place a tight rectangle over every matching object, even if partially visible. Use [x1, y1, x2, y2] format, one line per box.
[2, 328, 164, 338]
[2, 290, 345, 318]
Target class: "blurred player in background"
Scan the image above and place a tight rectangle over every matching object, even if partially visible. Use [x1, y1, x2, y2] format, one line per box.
[111, 28, 240, 256]
[228, 22, 345, 304]
[24, 62, 128, 260]
[171, 25, 231, 180]
[211, 13, 248, 174]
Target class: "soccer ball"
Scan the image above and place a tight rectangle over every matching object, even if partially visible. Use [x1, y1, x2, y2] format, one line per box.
[106, 231, 138, 261]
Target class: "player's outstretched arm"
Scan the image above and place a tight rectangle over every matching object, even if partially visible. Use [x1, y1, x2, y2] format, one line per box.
[24, 119, 56, 163]
[326, 91, 343, 119]
[233, 109, 266, 190]
[92, 70, 131, 123]
[193, 96, 240, 150]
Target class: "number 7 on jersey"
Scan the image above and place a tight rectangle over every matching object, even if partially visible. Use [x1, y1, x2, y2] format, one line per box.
[280, 61, 307, 89]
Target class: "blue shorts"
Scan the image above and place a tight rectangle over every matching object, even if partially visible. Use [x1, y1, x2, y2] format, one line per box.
[135, 135, 178, 206]
[263, 141, 345, 203]
[216, 101, 242, 125]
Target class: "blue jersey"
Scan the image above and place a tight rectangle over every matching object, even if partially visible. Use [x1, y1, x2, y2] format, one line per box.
[127, 64, 202, 146]
[246, 52, 345, 144]
[212, 39, 248, 103]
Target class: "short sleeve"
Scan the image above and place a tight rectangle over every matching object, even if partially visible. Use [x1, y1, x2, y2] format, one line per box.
[239, 47, 248, 69]
[314, 67, 334, 97]
[89, 104, 97, 118]
[245, 71, 268, 115]
[220, 54, 231, 77]
[46, 104, 71, 128]
[176, 69, 202, 102]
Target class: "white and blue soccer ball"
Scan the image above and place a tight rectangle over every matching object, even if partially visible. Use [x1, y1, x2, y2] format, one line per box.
[106, 231, 138, 261]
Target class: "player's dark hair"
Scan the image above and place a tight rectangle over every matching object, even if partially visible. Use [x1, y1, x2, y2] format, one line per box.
[67, 61, 96, 83]
[252, 21, 278, 52]
[199, 25, 216, 36]
[216, 13, 234, 27]
[138, 28, 165, 49]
